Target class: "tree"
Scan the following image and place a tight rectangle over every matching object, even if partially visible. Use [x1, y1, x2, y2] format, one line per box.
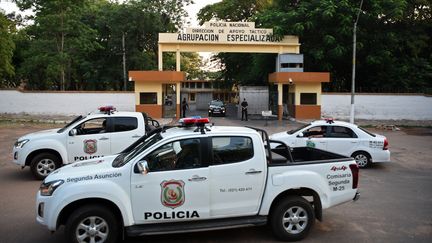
[199, 0, 432, 93]
[15, 0, 101, 90]
[0, 12, 15, 86]
[258, 0, 432, 92]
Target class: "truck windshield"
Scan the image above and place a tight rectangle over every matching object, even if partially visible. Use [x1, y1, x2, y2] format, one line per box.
[112, 133, 163, 167]
[57, 115, 85, 133]
[211, 101, 224, 106]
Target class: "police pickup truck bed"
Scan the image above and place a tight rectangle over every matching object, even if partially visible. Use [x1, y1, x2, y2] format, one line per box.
[36, 118, 359, 242]
[12, 107, 160, 179]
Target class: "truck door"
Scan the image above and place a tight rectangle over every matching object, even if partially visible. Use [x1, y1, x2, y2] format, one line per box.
[208, 136, 266, 217]
[109, 116, 144, 154]
[67, 117, 111, 163]
[131, 138, 210, 224]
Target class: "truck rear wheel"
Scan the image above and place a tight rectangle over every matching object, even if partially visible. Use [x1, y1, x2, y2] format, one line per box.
[65, 205, 119, 243]
[270, 196, 315, 241]
[30, 152, 61, 180]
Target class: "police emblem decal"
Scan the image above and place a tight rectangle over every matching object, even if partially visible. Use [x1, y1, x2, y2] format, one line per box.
[83, 139, 97, 154]
[161, 180, 185, 209]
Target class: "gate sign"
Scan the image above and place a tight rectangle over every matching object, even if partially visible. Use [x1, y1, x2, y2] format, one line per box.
[159, 21, 297, 44]
[161, 180, 185, 209]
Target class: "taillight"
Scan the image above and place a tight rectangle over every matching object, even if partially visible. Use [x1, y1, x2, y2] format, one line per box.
[383, 138, 389, 150]
[349, 164, 359, 189]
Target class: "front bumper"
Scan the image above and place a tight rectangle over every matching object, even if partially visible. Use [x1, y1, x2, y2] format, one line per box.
[12, 146, 27, 166]
[36, 192, 57, 231]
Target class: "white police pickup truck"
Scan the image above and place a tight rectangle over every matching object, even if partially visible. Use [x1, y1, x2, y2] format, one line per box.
[36, 118, 360, 242]
[12, 106, 159, 179]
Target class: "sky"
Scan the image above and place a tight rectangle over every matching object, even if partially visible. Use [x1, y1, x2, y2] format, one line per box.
[184, 0, 221, 27]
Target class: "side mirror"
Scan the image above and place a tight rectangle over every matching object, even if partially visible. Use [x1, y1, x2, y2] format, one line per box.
[297, 132, 304, 138]
[137, 160, 150, 175]
[69, 129, 78, 136]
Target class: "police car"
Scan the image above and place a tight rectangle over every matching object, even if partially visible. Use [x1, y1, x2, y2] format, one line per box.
[208, 99, 226, 117]
[12, 106, 159, 179]
[270, 119, 390, 168]
[36, 117, 360, 242]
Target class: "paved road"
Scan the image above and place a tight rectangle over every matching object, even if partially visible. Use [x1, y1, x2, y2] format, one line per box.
[0, 117, 431, 243]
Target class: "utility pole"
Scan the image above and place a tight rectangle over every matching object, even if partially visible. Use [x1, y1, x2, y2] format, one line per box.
[350, 0, 364, 124]
[122, 32, 127, 91]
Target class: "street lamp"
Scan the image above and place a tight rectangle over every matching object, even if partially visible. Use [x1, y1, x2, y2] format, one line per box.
[350, 0, 364, 124]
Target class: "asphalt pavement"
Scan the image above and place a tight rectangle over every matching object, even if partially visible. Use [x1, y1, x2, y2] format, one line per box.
[0, 112, 431, 243]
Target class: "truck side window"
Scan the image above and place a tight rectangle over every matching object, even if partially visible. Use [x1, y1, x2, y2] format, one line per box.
[75, 118, 107, 135]
[328, 126, 358, 138]
[112, 117, 138, 132]
[144, 138, 202, 172]
[212, 137, 253, 165]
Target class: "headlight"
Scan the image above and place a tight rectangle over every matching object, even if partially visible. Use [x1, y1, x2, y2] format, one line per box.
[40, 179, 64, 196]
[14, 139, 29, 148]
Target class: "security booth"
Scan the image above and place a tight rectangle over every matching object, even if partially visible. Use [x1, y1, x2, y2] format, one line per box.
[269, 72, 330, 120]
[128, 71, 185, 118]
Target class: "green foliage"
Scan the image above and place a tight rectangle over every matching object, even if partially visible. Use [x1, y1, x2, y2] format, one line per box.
[200, 0, 431, 93]
[0, 12, 15, 86]
[7, 0, 198, 91]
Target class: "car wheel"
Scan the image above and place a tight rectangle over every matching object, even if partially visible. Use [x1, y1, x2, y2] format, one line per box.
[30, 152, 61, 180]
[270, 196, 315, 241]
[352, 151, 371, 168]
[65, 205, 120, 243]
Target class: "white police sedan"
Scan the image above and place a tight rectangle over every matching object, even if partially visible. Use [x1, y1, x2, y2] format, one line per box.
[270, 119, 390, 168]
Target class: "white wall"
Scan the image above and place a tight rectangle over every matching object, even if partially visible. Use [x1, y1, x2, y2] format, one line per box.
[0, 90, 135, 115]
[1, 90, 431, 120]
[322, 93, 432, 120]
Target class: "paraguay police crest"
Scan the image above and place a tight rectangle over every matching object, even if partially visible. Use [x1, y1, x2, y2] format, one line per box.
[83, 139, 97, 154]
[161, 180, 185, 209]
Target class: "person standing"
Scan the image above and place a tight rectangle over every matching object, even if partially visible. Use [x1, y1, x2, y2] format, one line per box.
[241, 98, 248, 121]
[182, 97, 189, 118]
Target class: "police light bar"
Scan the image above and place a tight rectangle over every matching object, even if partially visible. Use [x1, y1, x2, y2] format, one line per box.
[178, 117, 210, 126]
[325, 118, 335, 124]
[99, 106, 115, 112]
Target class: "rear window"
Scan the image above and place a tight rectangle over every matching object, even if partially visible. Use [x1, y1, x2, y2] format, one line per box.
[328, 126, 358, 138]
[358, 127, 376, 137]
[112, 117, 138, 132]
[212, 136, 253, 165]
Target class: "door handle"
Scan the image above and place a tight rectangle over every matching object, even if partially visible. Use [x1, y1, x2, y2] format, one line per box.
[132, 135, 141, 138]
[188, 175, 207, 182]
[99, 137, 109, 141]
[245, 169, 262, 175]
[351, 141, 358, 143]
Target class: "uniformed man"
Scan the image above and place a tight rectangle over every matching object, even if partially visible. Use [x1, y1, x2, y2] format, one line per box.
[241, 98, 248, 121]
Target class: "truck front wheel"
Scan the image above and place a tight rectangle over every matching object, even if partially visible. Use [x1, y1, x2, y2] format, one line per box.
[65, 205, 120, 243]
[30, 152, 61, 180]
[270, 196, 315, 241]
